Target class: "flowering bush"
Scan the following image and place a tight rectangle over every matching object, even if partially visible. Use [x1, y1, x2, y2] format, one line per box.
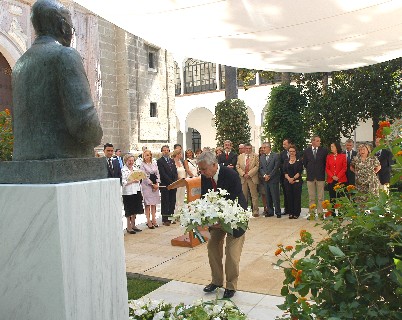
[128, 297, 247, 320]
[275, 121, 402, 319]
[172, 188, 252, 235]
[0, 108, 13, 161]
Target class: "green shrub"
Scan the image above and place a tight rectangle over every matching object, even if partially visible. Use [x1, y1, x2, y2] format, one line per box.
[0, 108, 13, 161]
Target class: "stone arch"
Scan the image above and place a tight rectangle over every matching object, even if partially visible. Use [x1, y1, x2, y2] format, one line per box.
[0, 52, 13, 113]
[185, 107, 216, 149]
[0, 33, 24, 69]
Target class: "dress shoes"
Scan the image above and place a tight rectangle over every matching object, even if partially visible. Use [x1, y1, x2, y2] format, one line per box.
[126, 228, 136, 234]
[203, 283, 222, 293]
[223, 289, 236, 299]
[276, 214, 282, 218]
[265, 213, 274, 217]
[162, 221, 171, 226]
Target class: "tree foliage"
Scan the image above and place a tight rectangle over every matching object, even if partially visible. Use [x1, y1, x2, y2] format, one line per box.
[215, 99, 251, 148]
[0, 109, 13, 161]
[263, 84, 307, 152]
[296, 58, 402, 146]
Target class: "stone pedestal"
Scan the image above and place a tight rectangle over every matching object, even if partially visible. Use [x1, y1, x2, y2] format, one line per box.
[0, 179, 128, 320]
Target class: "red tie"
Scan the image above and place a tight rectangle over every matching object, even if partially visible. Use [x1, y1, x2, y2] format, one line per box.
[245, 155, 250, 174]
[225, 152, 229, 160]
[211, 178, 217, 191]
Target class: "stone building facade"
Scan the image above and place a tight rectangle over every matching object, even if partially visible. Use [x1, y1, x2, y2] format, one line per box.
[0, 0, 177, 154]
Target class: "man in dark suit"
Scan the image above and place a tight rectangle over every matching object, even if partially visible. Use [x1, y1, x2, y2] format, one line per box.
[198, 151, 247, 299]
[279, 139, 291, 215]
[217, 140, 238, 169]
[157, 145, 178, 226]
[343, 139, 357, 186]
[303, 136, 328, 215]
[104, 143, 122, 181]
[259, 142, 281, 218]
[375, 137, 393, 194]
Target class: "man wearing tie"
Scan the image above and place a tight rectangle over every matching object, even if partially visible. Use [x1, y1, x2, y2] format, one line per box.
[104, 143, 122, 180]
[113, 148, 124, 169]
[303, 136, 328, 216]
[375, 137, 393, 194]
[198, 151, 247, 299]
[343, 139, 357, 186]
[218, 140, 238, 169]
[259, 142, 281, 218]
[236, 143, 260, 217]
[157, 145, 178, 226]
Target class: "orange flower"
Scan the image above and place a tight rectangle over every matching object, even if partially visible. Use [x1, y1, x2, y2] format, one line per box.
[309, 203, 316, 210]
[293, 260, 299, 268]
[333, 183, 343, 191]
[346, 185, 356, 192]
[4, 108, 10, 116]
[334, 203, 341, 209]
[285, 245, 294, 251]
[277, 243, 283, 247]
[294, 270, 302, 286]
[397, 151, 402, 156]
[325, 211, 333, 217]
[322, 200, 330, 209]
[379, 120, 390, 127]
[291, 269, 298, 278]
[300, 229, 307, 238]
[275, 248, 283, 256]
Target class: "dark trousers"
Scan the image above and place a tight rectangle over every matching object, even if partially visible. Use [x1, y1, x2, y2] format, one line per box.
[160, 188, 176, 222]
[265, 181, 281, 216]
[280, 176, 289, 214]
[284, 181, 302, 217]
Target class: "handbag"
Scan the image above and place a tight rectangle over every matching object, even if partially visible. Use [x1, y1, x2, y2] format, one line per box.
[149, 173, 157, 184]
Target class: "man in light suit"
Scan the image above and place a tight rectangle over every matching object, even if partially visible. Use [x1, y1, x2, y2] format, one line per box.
[259, 142, 281, 218]
[218, 140, 238, 169]
[343, 139, 357, 186]
[303, 136, 328, 215]
[198, 151, 247, 299]
[236, 143, 260, 217]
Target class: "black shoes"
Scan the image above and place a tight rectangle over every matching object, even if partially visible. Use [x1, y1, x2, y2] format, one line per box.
[223, 289, 236, 299]
[277, 214, 281, 218]
[133, 228, 142, 232]
[126, 228, 136, 234]
[265, 213, 274, 217]
[203, 283, 222, 293]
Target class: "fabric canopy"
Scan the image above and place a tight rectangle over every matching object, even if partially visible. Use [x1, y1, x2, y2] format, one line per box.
[73, 0, 402, 73]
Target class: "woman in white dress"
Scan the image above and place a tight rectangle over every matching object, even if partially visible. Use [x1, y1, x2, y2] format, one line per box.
[172, 149, 186, 214]
[184, 149, 198, 178]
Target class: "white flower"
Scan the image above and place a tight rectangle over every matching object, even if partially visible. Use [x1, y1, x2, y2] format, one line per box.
[153, 311, 166, 320]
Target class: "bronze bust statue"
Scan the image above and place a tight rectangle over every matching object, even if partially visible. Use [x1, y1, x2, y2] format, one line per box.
[12, 0, 103, 160]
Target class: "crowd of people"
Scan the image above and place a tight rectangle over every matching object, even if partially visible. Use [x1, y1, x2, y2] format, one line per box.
[102, 135, 393, 233]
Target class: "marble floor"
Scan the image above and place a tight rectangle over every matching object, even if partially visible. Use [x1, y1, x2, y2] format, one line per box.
[124, 206, 326, 319]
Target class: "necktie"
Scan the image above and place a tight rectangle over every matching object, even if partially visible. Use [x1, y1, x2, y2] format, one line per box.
[108, 158, 113, 172]
[211, 178, 217, 191]
[313, 148, 317, 159]
[245, 155, 250, 173]
[225, 152, 229, 160]
[347, 151, 350, 162]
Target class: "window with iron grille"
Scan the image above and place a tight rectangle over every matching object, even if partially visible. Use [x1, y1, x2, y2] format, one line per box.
[174, 62, 181, 95]
[150, 102, 157, 117]
[184, 59, 217, 94]
[192, 129, 201, 151]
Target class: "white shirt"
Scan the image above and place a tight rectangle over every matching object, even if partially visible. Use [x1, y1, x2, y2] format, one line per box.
[121, 165, 141, 195]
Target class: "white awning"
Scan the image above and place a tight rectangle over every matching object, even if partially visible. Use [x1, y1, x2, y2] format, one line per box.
[73, 0, 402, 72]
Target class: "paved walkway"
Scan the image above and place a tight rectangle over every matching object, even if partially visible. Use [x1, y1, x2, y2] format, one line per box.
[124, 207, 325, 319]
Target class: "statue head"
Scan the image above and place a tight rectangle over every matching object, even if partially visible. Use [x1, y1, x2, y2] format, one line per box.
[31, 0, 74, 47]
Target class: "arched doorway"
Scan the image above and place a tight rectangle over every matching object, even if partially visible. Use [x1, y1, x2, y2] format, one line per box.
[0, 52, 12, 113]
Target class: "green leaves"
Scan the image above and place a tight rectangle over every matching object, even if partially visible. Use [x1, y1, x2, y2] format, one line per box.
[328, 245, 345, 257]
[215, 99, 251, 148]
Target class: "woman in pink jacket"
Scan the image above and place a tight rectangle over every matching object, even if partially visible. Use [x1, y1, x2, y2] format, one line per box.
[326, 141, 347, 206]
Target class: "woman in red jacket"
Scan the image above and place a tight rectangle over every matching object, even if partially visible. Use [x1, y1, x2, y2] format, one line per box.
[326, 141, 347, 205]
